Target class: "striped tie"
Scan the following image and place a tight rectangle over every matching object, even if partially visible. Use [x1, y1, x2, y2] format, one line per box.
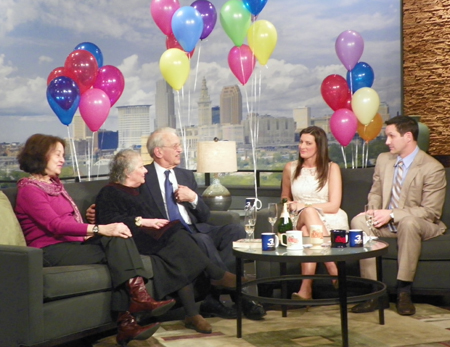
[390, 160, 404, 209]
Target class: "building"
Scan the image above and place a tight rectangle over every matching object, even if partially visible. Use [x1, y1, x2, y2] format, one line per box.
[220, 85, 242, 125]
[243, 114, 295, 145]
[117, 105, 152, 149]
[155, 79, 175, 129]
[378, 102, 390, 122]
[212, 106, 220, 124]
[293, 106, 311, 133]
[73, 113, 93, 140]
[197, 77, 212, 126]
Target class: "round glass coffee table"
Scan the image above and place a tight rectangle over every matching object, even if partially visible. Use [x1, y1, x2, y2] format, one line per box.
[233, 240, 389, 347]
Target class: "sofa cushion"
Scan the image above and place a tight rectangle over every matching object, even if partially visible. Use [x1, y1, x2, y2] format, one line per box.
[43, 255, 154, 301]
[0, 191, 26, 246]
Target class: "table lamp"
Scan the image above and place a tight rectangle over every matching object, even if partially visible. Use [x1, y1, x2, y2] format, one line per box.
[197, 139, 237, 211]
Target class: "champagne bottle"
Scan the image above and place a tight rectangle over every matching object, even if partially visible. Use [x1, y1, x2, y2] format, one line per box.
[278, 199, 293, 236]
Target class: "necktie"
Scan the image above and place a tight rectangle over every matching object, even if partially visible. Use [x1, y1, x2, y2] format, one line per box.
[164, 170, 192, 233]
[390, 160, 404, 209]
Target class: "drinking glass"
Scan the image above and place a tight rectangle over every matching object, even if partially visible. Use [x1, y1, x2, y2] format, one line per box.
[289, 206, 299, 230]
[244, 205, 257, 242]
[267, 203, 278, 233]
[365, 204, 374, 232]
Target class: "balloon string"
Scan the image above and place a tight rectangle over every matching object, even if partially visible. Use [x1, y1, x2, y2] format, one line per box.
[349, 70, 353, 94]
[90, 132, 95, 181]
[193, 40, 202, 93]
[67, 125, 81, 182]
[351, 141, 355, 169]
[355, 140, 358, 169]
[366, 141, 369, 168]
[341, 146, 347, 169]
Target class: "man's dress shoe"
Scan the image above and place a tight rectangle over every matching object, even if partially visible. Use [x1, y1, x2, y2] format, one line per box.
[351, 295, 390, 313]
[396, 292, 415, 316]
[241, 299, 266, 320]
[200, 298, 237, 319]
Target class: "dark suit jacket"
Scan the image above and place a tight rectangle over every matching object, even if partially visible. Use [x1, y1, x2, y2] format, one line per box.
[141, 163, 212, 232]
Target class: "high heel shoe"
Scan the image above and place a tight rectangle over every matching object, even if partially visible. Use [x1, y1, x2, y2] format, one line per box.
[127, 277, 176, 316]
[291, 293, 311, 311]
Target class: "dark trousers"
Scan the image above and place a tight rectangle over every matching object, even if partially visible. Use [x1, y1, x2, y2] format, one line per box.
[190, 223, 246, 273]
[42, 236, 148, 312]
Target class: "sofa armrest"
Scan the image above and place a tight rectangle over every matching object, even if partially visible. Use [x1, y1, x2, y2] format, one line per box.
[208, 211, 240, 226]
[0, 245, 45, 347]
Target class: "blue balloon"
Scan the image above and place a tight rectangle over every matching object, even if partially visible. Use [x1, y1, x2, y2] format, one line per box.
[171, 6, 203, 53]
[46, 76, 80, 126]
[346, 62, 374, 93]
[243, 0, 267, 16]
[74, 42, 103, 67]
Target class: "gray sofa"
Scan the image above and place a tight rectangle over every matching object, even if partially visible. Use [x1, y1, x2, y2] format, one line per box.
[0, 179, 240, 347]
[254, 167, 450, 296]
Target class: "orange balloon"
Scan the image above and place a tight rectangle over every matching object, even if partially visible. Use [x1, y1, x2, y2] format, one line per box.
[357, 113, 383, 142]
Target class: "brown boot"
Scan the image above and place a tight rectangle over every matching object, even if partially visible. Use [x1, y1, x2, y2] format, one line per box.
[127, 277, 176, 316]
[116, 311, 160, 346]
[184, 315, 212, 334]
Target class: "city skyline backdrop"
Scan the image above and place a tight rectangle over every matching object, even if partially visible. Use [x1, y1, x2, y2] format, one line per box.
[0, 0, 401, 143]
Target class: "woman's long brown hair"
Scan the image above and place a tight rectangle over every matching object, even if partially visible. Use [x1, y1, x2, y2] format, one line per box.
[293, 126, 330, 191]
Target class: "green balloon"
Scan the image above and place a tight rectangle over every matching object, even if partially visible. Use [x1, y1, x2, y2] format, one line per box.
[220, 0, 251, 47]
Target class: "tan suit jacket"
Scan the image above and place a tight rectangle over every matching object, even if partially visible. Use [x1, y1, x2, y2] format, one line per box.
[368, 150, 446, 236]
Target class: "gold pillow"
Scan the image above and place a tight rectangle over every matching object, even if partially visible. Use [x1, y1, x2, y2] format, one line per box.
[0, 191, 26, 246]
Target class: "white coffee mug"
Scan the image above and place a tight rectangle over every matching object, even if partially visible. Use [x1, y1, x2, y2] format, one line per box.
[280, 230, 303, 250]
[310, 224, 323, 248]
[245, 197, 262, 210]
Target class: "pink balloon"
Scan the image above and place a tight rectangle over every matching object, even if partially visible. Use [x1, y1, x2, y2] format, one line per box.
[330, 108, 358, 147]
[150, 0, 181, 35]
[93, 65, 125, 107]
[228, 44, 256, 85]
[79, 88, 111, 132]
[335, 30, 364, 71]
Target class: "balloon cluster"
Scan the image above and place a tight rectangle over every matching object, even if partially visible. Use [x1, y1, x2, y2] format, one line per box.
[321, 30, 381, 146]
[46, 42, 125, 132]
[151, 0, 217, 90]
[221, 0, 277, 85]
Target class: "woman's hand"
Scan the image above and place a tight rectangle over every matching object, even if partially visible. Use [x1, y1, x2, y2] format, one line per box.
[288, 201, 306, 212]
[142, 218, 170, 229]
[96, 223, 132, 238]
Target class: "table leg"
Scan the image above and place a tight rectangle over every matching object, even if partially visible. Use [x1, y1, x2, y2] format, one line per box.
[236, 257, 243, 338]
[280, 262, 287, 317]
[337, 261, 348, 347]
[376, 255, 385, 325]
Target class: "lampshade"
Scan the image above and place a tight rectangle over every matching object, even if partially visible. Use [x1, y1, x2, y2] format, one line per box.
[197, 141, 237, 173]
[197, 140, 237, 211]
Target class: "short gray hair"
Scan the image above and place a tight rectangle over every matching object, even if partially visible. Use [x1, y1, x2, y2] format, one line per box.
[146, 127, 177, 159]
[109, 149, 141, 184]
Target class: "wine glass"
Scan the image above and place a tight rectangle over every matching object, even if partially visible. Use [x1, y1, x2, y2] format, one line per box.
[365, 204, 374, 232]
[267, 203, 278, 233]
[288, 205, 299, 230]
[244, 206, 257, 242]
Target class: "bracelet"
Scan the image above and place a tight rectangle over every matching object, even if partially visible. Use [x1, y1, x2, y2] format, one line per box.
[92, 225, 99, 235]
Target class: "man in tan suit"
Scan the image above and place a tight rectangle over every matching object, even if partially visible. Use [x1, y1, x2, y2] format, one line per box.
[351, 116, 446, 316]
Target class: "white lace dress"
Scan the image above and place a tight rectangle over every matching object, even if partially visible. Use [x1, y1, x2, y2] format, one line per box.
[290, 162, 349, 232]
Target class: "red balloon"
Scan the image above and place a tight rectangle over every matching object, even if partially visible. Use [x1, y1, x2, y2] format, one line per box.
[47, 66, 76, 86]
[166, 33, 195, 58]
[64, 50, 98, 94]
[321, 74, 352, 111]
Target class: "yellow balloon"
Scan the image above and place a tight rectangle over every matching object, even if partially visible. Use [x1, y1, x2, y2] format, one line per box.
[351, 87, 380, 125]
[159, 48, 190, 91]
[247, 20, 277, 65]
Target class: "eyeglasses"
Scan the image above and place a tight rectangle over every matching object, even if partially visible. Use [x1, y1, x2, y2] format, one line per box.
[160, 143, 182, 150]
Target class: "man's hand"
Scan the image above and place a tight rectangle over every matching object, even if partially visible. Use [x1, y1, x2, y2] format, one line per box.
[86, 203, 96, 224]
[372, 209, 392, 228]
[175, 185, 196, 203]
[101, 223, 132, 238]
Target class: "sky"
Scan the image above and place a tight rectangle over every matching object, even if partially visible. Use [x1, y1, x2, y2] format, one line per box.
[0, 0, 401, 143]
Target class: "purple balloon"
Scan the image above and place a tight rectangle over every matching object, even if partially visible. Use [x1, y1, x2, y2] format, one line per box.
[335, 30, 364, 71]
[243, 0, 267, 16]
[46, 76, 80, 126]
[330, 108, 358, 147]
[191, 0, 217, 40]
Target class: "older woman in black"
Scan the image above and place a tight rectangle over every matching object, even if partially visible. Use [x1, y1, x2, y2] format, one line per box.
[95, 149, 238, 334]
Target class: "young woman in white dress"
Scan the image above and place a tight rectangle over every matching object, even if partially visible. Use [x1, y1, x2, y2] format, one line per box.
[281, 126, 349, 300]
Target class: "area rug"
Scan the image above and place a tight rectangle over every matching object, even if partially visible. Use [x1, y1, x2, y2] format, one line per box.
[93, 304, 450, 347]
